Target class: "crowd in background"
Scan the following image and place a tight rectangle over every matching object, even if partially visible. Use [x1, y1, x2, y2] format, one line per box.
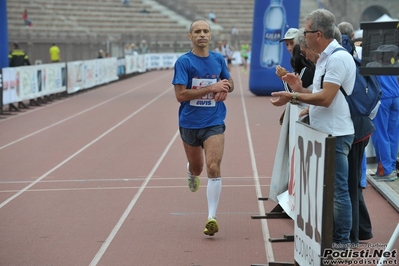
[123, 39, 150, 56]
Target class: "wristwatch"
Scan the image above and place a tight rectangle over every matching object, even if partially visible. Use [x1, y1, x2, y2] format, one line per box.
[290, 92, 299, 104]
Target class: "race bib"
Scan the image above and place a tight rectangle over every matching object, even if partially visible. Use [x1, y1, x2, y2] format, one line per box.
[190, 78, 216, 107]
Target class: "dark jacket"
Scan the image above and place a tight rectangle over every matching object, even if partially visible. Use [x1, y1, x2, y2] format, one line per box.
[9, 49, 31, 67]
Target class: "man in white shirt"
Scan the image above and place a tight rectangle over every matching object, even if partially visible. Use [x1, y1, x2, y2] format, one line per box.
[270, 9, 356, 249]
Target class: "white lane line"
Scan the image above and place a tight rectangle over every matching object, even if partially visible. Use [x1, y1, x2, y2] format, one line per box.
[0, 86, 173, 210]
[170, 212, 258, 216]
[0, 94, 74, 123]
[0, 80, 113, 124]
[0, 176, 268, 184]
[0, 184, 270, 193]
[236, 67, 275, 263]
[89, 130, 179, 266]
[0, 72, 172, 151]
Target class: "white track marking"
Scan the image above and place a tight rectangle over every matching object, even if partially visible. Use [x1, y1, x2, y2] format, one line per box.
[0, 72, 171, 151]
[0, 176, 267, 184]
[236, 67, 275, 263]
[0, 80, 112, 123]
[0, 86, 173, 209]
[89, 130, 179, 266]
[0, 184, 269, 193]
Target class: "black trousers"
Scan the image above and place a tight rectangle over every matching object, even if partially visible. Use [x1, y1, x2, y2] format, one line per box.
[348, 137, 373, 244]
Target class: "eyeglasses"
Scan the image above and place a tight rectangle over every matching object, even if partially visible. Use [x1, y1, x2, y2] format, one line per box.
[303, 30, 319, 36]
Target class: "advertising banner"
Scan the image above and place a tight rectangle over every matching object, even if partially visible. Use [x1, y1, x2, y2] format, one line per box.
[294, 122, 329, 266]
[147, 54, 163, 70]
[125, 54, 138, 75]
[269, 103, 304, 205]
[249, 0, 301, 95]
[42, 63, 66, 95]
[137, 54, 146, 73]
[3, 64, 67, 103]
[67, 61, 84, 94]
[2, 67, 17, 105]
[104, 57, 118, 83]
[83, 59, 96, 89]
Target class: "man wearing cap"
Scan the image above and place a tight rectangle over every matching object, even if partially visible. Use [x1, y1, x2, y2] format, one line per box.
[275, 28, 298, 84]
[275, 27, 314, 96]
[8, 42, 30, 67]
[279, 28, 298, 55]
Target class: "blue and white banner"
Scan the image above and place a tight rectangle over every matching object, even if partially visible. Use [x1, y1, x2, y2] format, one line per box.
[2, 63, 66, 104]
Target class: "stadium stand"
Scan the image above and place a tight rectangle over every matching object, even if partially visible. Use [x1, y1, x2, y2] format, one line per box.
[7, 0, 188, 37]
[6, 0, 319, 63]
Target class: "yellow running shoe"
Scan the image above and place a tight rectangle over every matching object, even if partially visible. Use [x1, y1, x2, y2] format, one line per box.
[203, 218, 219, 236]
[187, 175, 200, 192]
[187, 163, 200, 192]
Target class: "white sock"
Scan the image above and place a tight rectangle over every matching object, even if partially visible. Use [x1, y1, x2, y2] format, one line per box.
[206, 177, 222, 219]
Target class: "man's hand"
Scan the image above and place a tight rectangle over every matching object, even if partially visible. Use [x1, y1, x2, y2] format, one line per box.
[212, 79, 230, 93]
[270, 91, 292, 106]
[299, 107, 309, 117]
[281, 73, 303, 92]
[276, 65, 288, 79]
[212, 79, 232, 101]
[214, 91, 227, 102]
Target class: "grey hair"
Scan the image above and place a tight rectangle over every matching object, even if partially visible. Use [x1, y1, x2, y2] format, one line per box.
[337, 22, 354, 38]
[294, 28, 308, 48]
[305, 9, 336, 39]
[333, 26, 342, 44]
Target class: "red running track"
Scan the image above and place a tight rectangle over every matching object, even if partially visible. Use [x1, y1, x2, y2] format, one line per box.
[0, 66, 398, 266]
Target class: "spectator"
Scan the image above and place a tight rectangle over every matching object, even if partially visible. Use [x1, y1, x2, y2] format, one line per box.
[275, 28, 314, 130]
[339, 32, 374, 245]
[214, 40, 224, 54]
[97, 49, 105, 58]
[222, 39, 234, 72]
[139, 40, 149, 54]
[22, 9, 32, 27]
[372, 75, 399, 182]
[8, 42, 30, 108]
[208, 11, 216, 23]
[9, 42, 30, 67]
[240, 40, 250, 74]
[279, 28, 298, 56]
[131, 43, 138, 55]
[337, 22, 374, 244]
[275, 28, 314, 100]
[121, 0, 130, 7]
[124, 43, 132, 55]
[231, 26, 239, 36]
[49, 43, 61, 63]
[337, 21, 362, 59]
[231, 26, 239, 47]
[214, 41, 226, 65]
[139, 8, 151, 14]
[271, 9, 357, 249]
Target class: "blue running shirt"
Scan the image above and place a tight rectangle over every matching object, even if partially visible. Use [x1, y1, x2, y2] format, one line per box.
[172, 51, 230, 129]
